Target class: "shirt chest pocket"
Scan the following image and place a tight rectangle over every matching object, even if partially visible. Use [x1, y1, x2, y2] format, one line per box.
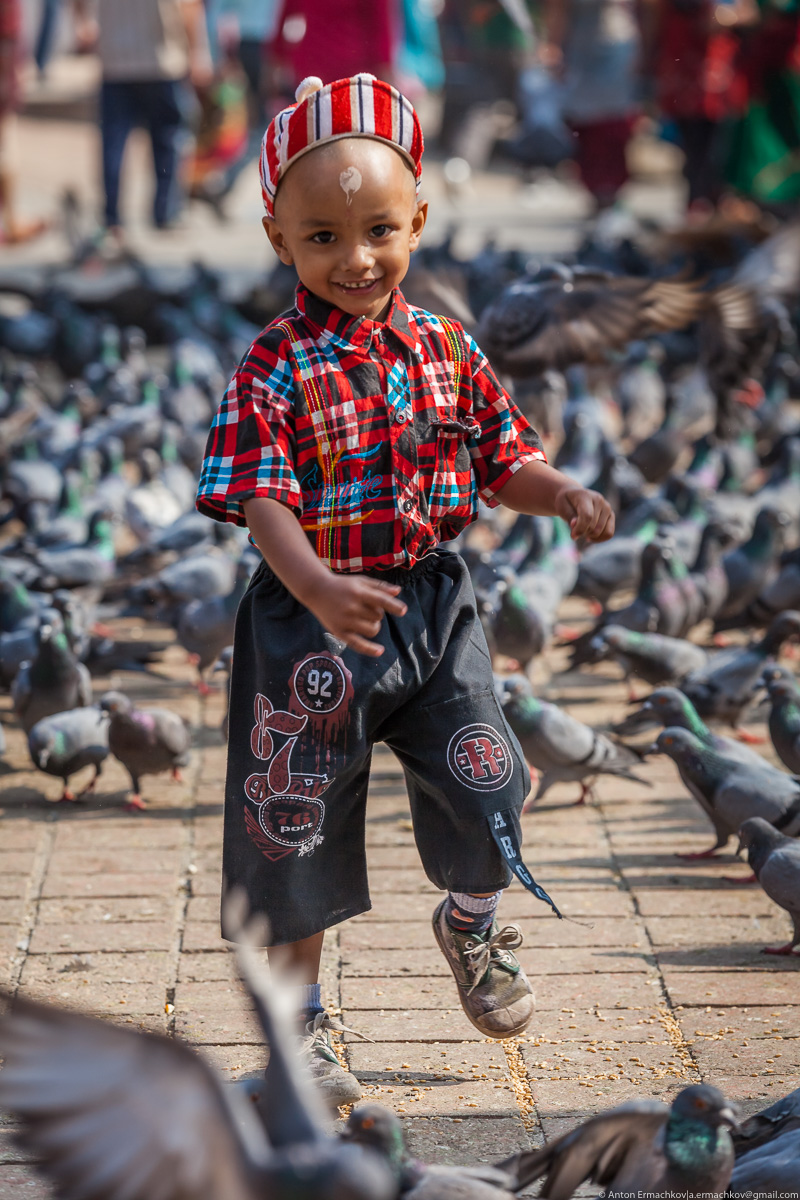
[428, 414, 478, 519]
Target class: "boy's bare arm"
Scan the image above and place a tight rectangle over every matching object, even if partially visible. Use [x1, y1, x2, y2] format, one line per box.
[494, 460, 615, 543]
[243, 497, 407, 657]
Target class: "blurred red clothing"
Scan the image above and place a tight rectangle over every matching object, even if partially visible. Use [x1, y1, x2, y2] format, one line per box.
[656, 1, 747, 121]
[0, 0, 21, 116]
[271, 0, 398, 88]
[0, 0, 19, 41]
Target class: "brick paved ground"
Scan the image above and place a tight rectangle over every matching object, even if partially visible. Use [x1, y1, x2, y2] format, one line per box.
[1, 608, 798, 1197]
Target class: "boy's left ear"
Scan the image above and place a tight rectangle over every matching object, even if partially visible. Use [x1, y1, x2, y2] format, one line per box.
[409, 200, 428, 252]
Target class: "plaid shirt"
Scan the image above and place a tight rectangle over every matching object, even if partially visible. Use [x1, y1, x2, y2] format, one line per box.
[196, 285, 546, 573]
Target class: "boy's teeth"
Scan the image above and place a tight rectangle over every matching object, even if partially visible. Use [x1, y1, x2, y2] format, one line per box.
[341, 280, 375, 290]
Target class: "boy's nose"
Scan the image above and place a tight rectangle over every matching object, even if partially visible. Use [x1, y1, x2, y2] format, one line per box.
[341, 241, 374, 273]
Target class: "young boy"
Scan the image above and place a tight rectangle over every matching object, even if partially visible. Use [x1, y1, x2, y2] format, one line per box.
[197, 74, 614, 1105]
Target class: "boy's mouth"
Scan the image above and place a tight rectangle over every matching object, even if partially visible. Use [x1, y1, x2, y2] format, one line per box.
[333, 278, 382, 294]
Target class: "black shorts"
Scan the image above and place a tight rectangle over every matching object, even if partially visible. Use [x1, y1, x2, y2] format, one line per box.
[221, 549, 530, 945]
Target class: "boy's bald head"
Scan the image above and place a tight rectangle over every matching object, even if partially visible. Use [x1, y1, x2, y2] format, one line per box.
[273, 137, 418, 223]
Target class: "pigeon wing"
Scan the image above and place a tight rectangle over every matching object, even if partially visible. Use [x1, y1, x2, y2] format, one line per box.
[0, 990, 263, 1200]
[535, 703, 597, 766]
[495, 1102, 667, 1198]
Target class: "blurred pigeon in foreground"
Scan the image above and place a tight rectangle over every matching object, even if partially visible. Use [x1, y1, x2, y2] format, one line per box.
[737, 817, 800, 955]
[494, 1084, 736, 1199]
[729, 1086, 800, 1194]
[28, 707, 109, 802]
[99, 690, 190, 810]
[0, 909, 394, 1200]
[651, 728, 800, 856]
[586, 627, 709, 697]
[499, 675, 648, 806]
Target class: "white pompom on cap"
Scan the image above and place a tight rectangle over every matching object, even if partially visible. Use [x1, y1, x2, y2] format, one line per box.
[295, 76, 324, 103]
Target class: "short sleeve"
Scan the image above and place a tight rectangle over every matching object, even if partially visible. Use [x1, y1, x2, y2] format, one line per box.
[196, 335, 303, 527]
[464, 334, 547, 507]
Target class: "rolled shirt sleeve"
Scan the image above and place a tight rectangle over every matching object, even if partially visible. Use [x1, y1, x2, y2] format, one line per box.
[464, 334, 547, 506]
[196, 338, 303, 526]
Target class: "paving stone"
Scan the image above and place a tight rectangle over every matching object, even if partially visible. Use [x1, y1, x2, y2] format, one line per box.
[664, 971, 800, 1007]
[522, 1042, 691, 1084]
[347, 1042, 510, 1082]
[351, 888, 635, 923]
[533, 1075, 687, 1114]
[645, 915, 790, 946]
[339, 946, 652, 978]
[357, 1078, 518, 1117]
[36, 896, 174, 924]
[0, 899, 25, 925]
[43, 849, 180, 875]
[28, 920, 174, 954]
[0, 827, 41, 850]
[0, 852, 35, 876]
[177, 952, 238, 983]
[0, 1164, 51, 1198]
[40, 872, 181, 898]
[524, 1009, 670, 1044]
[401, 1117, 539, 1164]
[175, 1007, 264, 1044]
[15, 976, 164, 1015]
[654, 941, 799, 971]
[182, 921, 227, 951]
[341, 1008, 484, 1042]
[20, 950, 169, 986]
[689, 1037, 800, 1075]
[51, 821, 184, 849]
[636, 888, 781, 917]
[677, 1006, 800, 1040]
[707, 1075, 800, 1107]
[194, 1043, 266, 1079]
[0, 876, 28, 900]
[175, 980, 248, 1008]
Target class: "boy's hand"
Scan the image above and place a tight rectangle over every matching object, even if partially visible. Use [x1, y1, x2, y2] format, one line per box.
[555, 486, 615, 543]
[305, 574, 407, 657]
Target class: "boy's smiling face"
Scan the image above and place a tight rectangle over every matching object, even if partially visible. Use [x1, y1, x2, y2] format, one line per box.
[264, 138, 428, 323]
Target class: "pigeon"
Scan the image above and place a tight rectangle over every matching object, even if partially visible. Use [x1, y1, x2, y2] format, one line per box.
[498, 675, 648, 806]
[27, 706, 109, 802]
[737, 817, 800, 955]
[650, 728, 800, 857]
[729, 1085, 800, 1192]
[760, 667, 800, 773]
[745, 544, 800, 625]
[175, 556, 252, 690]
[99, 690, 191, 810]
[27, 508, 117, 591]
[0, 922, 395, 1200]
[492, 1083, 736, 1199]
[344, 1103, 558, 1200]
[682, 610, 800, 736]
[12, 622, 92, 734]
[212, 645, 233, 739]
[613, 687, 764, 767]
[585, 627, 709, 696]
[713, 507, 788, 626]
[474, 266, 705, 377]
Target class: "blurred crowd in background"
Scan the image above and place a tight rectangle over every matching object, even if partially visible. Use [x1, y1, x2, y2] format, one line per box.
[2, 0, 800, 247]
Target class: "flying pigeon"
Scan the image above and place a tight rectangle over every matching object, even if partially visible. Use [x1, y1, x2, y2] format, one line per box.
[729, 1086, 800, 1194]
[99, 690, 191, 810]
[737, 817, 800, 955]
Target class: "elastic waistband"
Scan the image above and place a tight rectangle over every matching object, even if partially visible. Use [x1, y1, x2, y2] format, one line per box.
[356, 550, 453, 586]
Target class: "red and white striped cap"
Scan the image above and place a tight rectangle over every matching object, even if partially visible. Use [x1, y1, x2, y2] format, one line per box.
[259, 74, 424, 219]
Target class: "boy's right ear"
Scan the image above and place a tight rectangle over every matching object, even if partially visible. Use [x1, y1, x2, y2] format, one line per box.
[263, 216, 294, 266]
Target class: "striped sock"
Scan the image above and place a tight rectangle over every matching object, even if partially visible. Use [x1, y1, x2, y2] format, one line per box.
[445, 890, 502, 933]
[297, 982, 323, 1025]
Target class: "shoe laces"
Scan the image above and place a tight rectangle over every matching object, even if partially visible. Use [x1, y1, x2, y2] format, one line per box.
[300, 1011, 374, 1059]
[462, 923, 524, 994]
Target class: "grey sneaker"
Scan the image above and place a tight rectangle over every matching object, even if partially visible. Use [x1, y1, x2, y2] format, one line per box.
[432, 900, 535, 1038]
[300, 1011, 364, 1106]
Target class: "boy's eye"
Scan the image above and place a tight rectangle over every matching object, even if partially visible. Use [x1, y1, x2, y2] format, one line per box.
[311, 231, 335, 244]
[371, 224, 392, 238]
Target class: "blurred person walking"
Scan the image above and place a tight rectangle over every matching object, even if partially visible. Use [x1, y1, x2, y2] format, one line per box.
[643, 0, 748, 215]
[269, 0, 398, 100]
[72, 0, 213, 239]
[0, 0, 48, 242]
[540, 0, 640, 208]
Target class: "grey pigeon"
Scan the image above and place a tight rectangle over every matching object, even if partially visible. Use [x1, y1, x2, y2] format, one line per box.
[651, 728, 800, 857]
[175, 556, 252, 689]
[494, 1083, 736, 1199]
[0, 927, 394, 1200]
[760, 667, 800, 773]
[586, 627, 709, 696]
[714, 507, 788, 624]
[613, 687, 764, 767]
[12, 623, 92, 734]
[737, 817, 800, 955]
[212, 645, 233, 739]
[344, 1103, 552, 1200]
[28, 706, 109, 802]
[682, 610, 800, 735]
[99, 690, 191, 810]
[499, 675, 648, 806]
[729, 1086, 800, 1194]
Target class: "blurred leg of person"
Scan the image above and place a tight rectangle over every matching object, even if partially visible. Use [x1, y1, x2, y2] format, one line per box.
[0, 0, 47, 242]
[570, 115, 634, 209]
[675, 116, 722, 210]
[100, 79, 137, 229]
[34, 0, 61, 76]
[141, 78, 186, 227]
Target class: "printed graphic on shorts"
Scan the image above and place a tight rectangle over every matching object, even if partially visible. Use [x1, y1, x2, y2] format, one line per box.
[447, 723, 514, 792]
[293, 654, 348, 714]
[287, 650, 354, 752]
[244, 688, 333, 862]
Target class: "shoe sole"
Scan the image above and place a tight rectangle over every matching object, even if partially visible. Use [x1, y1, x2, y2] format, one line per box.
[431, 901, 535, 1040]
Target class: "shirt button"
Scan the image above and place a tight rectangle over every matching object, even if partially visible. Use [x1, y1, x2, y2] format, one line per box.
[395, 408, 407, 425]
[402, 499, 414, 514]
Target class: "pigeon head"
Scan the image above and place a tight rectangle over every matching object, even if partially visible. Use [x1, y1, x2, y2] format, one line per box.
[737, 816, 785, 858]
[764, 610, 800, 653]
[651, 727, 705, 764]
[760, 664, 794, 688]
[498, 674, 532, 703]
[342, 1105, 407, 1166]
[765, 675, 800, 702]
[98, 690, 133, 716]
[669, 1083, 738, 1131]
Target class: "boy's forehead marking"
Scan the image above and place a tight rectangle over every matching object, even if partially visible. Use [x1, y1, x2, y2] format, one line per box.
[339, 166, 363, 206]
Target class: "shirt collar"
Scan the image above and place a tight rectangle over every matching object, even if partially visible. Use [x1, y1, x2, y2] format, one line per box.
[294, 284, 422, 356]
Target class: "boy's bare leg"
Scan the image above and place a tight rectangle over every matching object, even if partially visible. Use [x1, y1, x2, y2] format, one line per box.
[267, 931, 324, 983]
